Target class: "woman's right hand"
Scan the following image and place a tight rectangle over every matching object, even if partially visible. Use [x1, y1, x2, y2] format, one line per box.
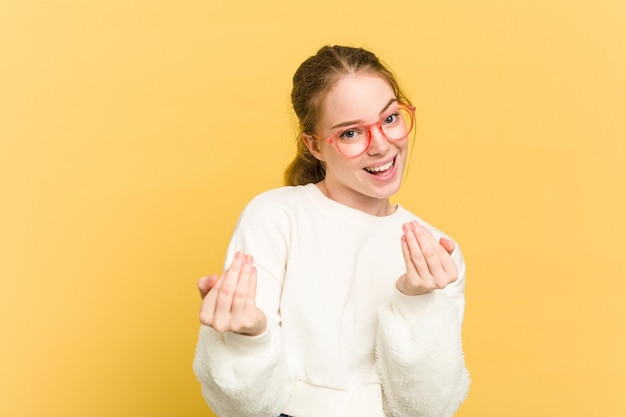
[197, 251, 267, 336]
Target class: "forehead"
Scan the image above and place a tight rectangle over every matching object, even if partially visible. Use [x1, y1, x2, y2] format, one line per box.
[320, 74, 396, 127]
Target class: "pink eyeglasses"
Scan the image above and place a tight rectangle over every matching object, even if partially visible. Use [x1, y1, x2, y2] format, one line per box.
[309, 103, 415, 158]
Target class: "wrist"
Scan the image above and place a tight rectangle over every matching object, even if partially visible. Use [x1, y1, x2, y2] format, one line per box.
[396, 276, 433, 296]
[234, 310, 267, 336]
[223, 324, 273, 357]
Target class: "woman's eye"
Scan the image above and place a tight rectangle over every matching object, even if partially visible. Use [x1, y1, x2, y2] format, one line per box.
[384, 113, 399, 125]
[339, 129, 359, 140]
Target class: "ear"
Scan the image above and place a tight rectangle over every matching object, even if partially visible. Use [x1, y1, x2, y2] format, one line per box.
[302, 133, 325, 161]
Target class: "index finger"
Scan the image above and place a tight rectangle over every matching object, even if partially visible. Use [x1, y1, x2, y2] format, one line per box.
[214, 252, 245, 313]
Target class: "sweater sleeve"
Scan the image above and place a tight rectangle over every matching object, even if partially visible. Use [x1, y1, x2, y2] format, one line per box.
[193, 192, 294, 417]
[375, 243, 470, 417]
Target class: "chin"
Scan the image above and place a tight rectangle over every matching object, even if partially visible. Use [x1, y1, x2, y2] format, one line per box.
[371, 182, 402, 199]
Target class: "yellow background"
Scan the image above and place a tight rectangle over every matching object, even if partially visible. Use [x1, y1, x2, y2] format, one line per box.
[1, 0, 625, 416]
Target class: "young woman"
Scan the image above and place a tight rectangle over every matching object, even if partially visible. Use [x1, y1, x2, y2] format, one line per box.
[193, 45, 470, 417]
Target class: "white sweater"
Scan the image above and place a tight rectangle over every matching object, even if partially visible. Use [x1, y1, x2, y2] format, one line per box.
[193, 184, 470, 417]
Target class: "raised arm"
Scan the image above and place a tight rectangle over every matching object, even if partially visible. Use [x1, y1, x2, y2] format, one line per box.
[376, 221, 470, 417]
[193, 194, 294, 417]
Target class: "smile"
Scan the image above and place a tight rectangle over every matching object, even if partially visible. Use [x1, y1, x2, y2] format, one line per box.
[364, 156, 396, 176]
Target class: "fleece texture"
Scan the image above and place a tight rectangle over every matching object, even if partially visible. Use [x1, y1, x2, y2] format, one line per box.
[194, 184, 470, 417]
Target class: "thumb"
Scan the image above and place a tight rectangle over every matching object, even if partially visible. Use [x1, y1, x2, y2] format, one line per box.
[197, 274, 219, 299]
[439, 237, 456, 255]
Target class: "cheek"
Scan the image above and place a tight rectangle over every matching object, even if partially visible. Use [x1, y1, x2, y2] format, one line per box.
[321, 144, 345, 166]
[397, 140, 410, 160]
[324, 152, 360, 175]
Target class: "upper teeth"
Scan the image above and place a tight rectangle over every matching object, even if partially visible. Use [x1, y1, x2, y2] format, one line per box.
[366, 160, 394, 173]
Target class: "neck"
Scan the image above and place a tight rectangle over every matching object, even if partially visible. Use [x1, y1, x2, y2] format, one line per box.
[317, 180, 396, 217]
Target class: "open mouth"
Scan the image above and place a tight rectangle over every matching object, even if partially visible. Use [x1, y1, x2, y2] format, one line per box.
[364, 156, 396, 176]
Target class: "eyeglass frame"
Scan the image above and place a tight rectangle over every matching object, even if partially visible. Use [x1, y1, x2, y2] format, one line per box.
[307, 102, 416, 158]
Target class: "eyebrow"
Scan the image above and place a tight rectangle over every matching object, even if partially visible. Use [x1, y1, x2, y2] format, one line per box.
[330, 98, 398, 129]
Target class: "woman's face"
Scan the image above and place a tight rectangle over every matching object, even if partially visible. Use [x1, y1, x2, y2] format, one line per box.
[310, 73, 409, 211]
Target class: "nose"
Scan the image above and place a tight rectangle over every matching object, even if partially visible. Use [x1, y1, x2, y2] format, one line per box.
[366, 125, 390, 155]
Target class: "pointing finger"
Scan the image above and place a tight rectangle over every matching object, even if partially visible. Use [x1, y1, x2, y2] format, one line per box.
[231, 254, 254, 314]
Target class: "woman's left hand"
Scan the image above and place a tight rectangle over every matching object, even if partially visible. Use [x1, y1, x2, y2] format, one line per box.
[396, 221, 458, 296]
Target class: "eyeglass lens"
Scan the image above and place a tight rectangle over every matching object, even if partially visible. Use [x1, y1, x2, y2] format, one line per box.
[337, 107, 413, 157]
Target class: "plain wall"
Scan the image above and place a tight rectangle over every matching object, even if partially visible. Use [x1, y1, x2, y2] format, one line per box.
[1, 0, 625, 416]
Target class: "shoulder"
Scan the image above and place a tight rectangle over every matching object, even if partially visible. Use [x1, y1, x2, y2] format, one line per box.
[248, 185, 308, 205]
[234, 185, 314, 229]
[242, 185, 309, 215]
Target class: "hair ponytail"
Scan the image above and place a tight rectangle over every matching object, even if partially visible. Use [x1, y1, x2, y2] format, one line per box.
[283, 138, 325, 186]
